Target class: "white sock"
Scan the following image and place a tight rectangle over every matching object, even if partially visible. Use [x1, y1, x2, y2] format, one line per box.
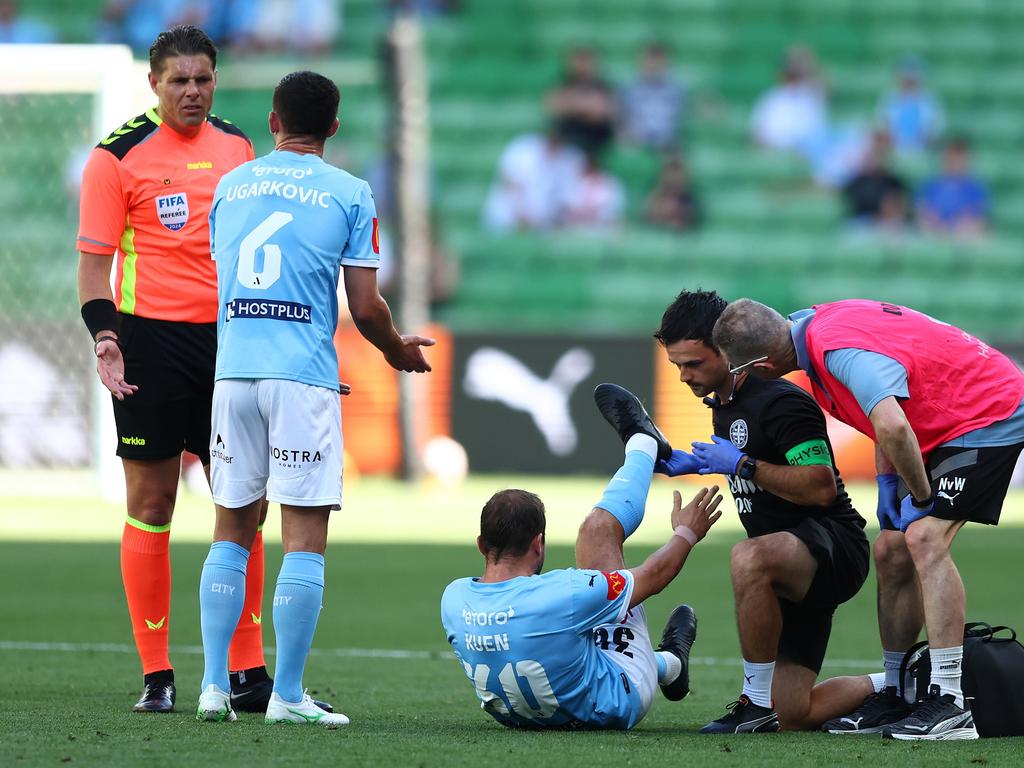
[883, 650, 905, 692]
[656, 650, 682, 685]
[929, 645, 964, 707]
[741, 659, 775, 708]
[868, 672, 887, 693]
[625, 433, 657, 461]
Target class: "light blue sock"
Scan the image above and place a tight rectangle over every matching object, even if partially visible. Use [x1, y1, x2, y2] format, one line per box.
[595, 443, 656, 539]
[199, 541, 249, 692]
[656, 652, 668, 679]
[272, 551, 325, 702]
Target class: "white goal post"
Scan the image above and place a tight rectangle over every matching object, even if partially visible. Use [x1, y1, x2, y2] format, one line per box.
[0, 45, 151, 500]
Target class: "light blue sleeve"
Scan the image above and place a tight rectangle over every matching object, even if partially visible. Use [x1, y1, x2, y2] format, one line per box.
[340, 181, 381, 268]
[208, 194, 219, 261]
[824, 348, 909, 417]
[568, 569, 634, 632]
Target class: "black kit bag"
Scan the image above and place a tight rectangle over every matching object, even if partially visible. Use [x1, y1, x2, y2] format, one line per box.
[900, 622, 1024, 737]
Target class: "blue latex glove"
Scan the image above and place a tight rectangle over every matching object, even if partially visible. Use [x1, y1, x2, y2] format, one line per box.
[655, 449, 702, 477]
[898, 492, 934, 532]
[692, 435, 746, 476]
[875, 474, 901, 531]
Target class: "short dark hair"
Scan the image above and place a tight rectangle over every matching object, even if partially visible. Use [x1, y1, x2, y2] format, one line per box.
[273, 71, 340, 142]
[149, 25, 217, 74]
[480, 489, 546, 563]
[654, 288, 728, 347]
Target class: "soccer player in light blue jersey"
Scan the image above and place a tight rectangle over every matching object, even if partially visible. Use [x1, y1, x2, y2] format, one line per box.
[441, 384, 723, 730]
[196, 71, 434, 727]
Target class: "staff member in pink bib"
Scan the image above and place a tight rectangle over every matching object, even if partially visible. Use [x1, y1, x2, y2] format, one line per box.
[712, 299, 1024, 741]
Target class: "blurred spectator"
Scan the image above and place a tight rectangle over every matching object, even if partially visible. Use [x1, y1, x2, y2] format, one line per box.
[546, 46, 616, 156]
[750, 46, 828, 152]
[841, 130, 909, 231]
[203, 0, 263, 51]
[249, 0, 341, 56]
[645, 153, 701, 232]
[878, 56, 945, 153]
[385, 0, 461, 16]
[483, 128, 584, 232]
[96, 0, 207, 52]
[619, 42, 688, 150]
[917, 136, 990, 237]
[558, 153, 625, 231]
[0, 0, 57, 43]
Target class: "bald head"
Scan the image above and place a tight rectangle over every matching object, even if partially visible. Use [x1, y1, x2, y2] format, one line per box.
[712, 298, 795, 376]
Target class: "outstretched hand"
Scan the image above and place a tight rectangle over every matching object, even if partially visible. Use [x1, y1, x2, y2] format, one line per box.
[655, 449, 702, 477]
[95, 339, 138, 401]
[692, 435, 745, 475]
[385, 335, 436, 373]
[670, 485, 724, 543]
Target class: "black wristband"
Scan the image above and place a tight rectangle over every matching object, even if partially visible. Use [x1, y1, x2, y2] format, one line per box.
[81, 299, 120, 340]
[911, 493, 935, 509]
[94, 334, 120, 354]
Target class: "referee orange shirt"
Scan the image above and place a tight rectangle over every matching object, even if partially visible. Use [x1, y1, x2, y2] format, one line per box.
[77, 108, 254, 323]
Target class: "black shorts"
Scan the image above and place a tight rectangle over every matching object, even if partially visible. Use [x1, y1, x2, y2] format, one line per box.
[112, 313, 216, 464]
[777, 517, 870, 674]
[906, 442, 1024, 526]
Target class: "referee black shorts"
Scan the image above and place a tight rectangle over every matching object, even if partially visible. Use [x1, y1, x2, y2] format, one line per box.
[111, 313, 216, 464]
[777, 517, 870, 674]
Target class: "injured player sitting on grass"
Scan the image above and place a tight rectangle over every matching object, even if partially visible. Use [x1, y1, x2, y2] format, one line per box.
[440, 383, 722, 730]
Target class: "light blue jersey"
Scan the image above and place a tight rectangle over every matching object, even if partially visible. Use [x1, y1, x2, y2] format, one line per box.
[210, 150, 380, 390]
[440, 568, 643, 730]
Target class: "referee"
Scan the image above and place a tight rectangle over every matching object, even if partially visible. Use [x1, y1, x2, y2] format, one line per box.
[653, 290, 873, 732]
[76, 26, 278, 714]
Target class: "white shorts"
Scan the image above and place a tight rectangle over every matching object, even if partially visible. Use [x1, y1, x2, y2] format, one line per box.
[595, 604, 658, 723]
[210, 379, 343, 508]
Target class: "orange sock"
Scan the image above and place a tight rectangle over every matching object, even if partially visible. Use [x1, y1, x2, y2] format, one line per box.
[121, 520, 172, 675]
[229, 529, 267, 671]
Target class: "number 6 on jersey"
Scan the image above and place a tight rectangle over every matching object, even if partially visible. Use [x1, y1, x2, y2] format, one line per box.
[237, 211, 293, 290]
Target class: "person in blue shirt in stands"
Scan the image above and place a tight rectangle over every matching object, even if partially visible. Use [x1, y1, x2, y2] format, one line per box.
[917, 136, 990, 237]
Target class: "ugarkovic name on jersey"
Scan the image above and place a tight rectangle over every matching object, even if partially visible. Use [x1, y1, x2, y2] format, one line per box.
[222, 179, 333, 209]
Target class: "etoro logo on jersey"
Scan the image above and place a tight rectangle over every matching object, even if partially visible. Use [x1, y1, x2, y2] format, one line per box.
[156, 193, 189, 231]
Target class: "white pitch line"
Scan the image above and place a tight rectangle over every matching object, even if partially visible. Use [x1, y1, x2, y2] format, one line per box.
[0, 640, 880, 669]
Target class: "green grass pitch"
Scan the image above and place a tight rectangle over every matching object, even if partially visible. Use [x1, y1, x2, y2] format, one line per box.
[2, 475, 1023, 766]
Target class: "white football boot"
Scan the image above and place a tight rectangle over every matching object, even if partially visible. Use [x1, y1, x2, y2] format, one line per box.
[196, 684, 237, 722]
[265, 690, 349, 728]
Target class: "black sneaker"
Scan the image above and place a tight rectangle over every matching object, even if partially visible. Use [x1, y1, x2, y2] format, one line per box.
[700, 695, 780, 734]
[593, 383, 673, 461]
[882, 685, 978, 740]
[656, 604, 697, 701]
[132, 670, 175, 713]
[822, 686, 912, 734]
[230, 666, 334, 714]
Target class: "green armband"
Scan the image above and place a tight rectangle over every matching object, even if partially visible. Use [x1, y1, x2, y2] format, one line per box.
[785, 439, 833, 467]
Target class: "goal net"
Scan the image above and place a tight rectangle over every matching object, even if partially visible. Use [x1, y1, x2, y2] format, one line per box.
[0, 45, 149, 491]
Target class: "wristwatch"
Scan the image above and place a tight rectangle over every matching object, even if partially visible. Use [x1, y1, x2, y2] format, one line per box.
[737, 456, 757, 481]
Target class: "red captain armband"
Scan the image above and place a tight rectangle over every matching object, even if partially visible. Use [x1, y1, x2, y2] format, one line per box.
[603, 571, 627, 600]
